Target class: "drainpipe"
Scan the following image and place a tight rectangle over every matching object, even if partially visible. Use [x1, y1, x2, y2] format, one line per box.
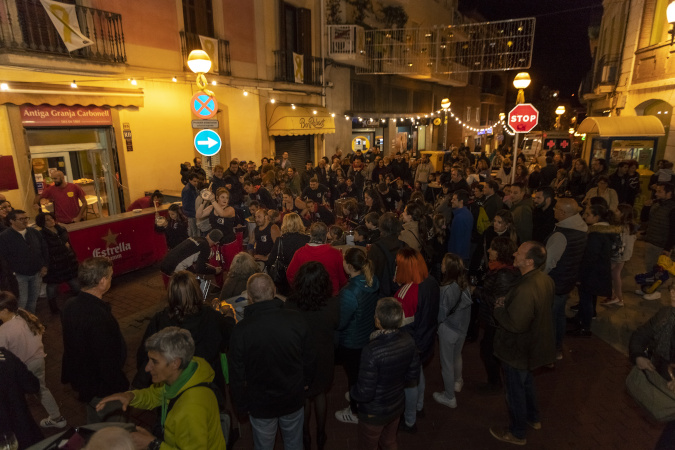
[320, 0, 327, 157]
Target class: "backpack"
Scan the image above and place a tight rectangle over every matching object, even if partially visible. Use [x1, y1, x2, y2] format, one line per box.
[373, 240, 403, 297]
[166, 382, 230, 445]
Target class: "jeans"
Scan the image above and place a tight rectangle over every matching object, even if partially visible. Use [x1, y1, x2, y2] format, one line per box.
[438, 324, 465, 399]
[26, 358, 61, 419]
[552, 293, 568, 349]
[337, 346, 362, 413]
[502, 362, 539, 440]
[644, 242, 663, 273]
[250, 407, 304, 450]
[358, 416, 400, 450]
[46, 278, 80, 301]
[403, 366, 425, 426]
[480, 324, 501, 386]
[15, 272, 42, 313]
[578, 288, 596, 329]
[187, 217, 199, 238]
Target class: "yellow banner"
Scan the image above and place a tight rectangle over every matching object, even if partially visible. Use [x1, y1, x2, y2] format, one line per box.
[293, 52, 304, 84]
[199, 35, 220, 74]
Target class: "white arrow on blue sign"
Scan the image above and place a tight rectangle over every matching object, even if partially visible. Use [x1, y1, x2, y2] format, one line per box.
[194, 129, 222, 156]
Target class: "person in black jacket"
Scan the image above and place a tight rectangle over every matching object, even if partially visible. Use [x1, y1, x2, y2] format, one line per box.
[159, 229, 223, 283]
[367, 213, 407, 298]
[351, 298, 419, 449]
[36, 212, 79, 314]
[61, 257, 129, 423]
[0, 347, 43, 448]
[229, 273, 317, 450]
[265, 213, 310, 295]
[0, 210, 48, 313]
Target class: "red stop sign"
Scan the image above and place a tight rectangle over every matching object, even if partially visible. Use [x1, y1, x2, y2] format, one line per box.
[508, 103, 539, 133]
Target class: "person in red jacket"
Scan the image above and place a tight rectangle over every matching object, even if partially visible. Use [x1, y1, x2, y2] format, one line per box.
[286, 222, 346, 295]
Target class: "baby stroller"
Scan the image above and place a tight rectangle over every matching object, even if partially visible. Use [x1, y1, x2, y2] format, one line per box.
[635, 255, 675, 296]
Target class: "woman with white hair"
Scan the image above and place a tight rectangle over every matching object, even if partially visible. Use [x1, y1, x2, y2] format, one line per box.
[97, 327, 226, 450]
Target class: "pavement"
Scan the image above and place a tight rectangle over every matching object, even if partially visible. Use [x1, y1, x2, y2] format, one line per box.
[27, 240, 669, 449]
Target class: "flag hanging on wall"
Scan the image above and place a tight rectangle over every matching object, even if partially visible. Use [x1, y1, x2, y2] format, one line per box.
[40, 0, 93, 52]
[199, 35, 220, 74]
[293, 52, 304, 84]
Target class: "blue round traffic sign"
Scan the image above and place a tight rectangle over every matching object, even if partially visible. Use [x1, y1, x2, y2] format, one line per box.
[194, 129, 222, 156]
[191, 93, 218, 119]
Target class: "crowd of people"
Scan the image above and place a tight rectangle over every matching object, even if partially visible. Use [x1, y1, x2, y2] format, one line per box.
[1, 144, 675, 449]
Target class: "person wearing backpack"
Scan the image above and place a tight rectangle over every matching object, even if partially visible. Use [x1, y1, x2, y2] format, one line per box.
[96, 327, 227, 450]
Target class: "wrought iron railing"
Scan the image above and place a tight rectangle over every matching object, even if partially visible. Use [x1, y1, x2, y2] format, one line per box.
[273, 50, 323, 86]
[179, 31, 231, 76]
[0, 0, 126, 63]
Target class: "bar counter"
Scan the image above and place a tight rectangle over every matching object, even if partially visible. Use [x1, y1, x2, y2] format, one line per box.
[65, 204, 170, 276]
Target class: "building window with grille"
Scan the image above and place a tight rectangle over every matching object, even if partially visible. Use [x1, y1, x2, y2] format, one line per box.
[183, 0, 214, 37]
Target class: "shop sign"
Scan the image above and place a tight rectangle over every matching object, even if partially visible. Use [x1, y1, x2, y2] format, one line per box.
[123, 122, 133, 152]
[20, 105, 113, 127]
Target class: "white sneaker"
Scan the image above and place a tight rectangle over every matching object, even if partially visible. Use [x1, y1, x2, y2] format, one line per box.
[433, 391, 457, 408]
[643, 291, 662, 300]
[335, 406, 358, 424]
[634, 289, 645, 295]
[40, 416, 67, 428]
[454, 379, 464, 393]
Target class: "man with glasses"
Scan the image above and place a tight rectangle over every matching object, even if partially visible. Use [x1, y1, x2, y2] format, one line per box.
[0, 210, 48, 313]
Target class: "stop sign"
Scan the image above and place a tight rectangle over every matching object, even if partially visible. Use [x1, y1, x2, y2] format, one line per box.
[508, 103, 539, 133]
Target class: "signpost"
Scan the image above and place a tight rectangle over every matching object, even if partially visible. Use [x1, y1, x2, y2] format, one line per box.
[194, 129, 222, 156]
[508, 103, 539, 182]
[191, 119, 219, 129]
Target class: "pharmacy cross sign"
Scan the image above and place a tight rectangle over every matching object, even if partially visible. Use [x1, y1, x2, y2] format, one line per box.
[508, 103, 539, 133]
[190, 93, 218, 119]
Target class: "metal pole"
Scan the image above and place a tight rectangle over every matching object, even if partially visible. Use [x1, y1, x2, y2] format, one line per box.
[511, 132, 520, 183]
[443, 109, 448, 150]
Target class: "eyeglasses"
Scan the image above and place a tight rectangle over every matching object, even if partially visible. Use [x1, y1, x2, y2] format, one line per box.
[16, 217, 29, 222]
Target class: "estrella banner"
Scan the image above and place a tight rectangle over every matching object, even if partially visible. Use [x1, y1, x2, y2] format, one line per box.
[293, 52, 304, 84]
[40, 0, 93, 52]
[199, 35, 220, 73]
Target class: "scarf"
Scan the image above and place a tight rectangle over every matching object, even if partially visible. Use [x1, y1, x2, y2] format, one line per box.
[488, 260, 510, 271]
[160, 360, 198, 427]
[654, 308, 675, 363]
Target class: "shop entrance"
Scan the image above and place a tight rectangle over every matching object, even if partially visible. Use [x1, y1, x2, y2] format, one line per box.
[27, 128, 121, 218]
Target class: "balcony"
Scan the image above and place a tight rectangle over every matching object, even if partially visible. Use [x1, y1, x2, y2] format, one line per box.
[327, 25, 368, 68]
[273, 50, 323, 86]
[593, 53, 619, 93]
[179, 31, 231, 76]
[0, 0, 126, 64]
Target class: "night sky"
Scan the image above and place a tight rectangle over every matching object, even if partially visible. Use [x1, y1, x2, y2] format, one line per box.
[459, 0, 604, 102]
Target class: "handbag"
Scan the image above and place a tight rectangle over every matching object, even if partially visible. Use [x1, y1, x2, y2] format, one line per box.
[267, 237, 288, 286]
[625, 365, 675, 422]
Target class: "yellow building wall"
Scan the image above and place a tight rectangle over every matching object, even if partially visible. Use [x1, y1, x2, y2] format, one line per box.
[0, 105, 26, 209]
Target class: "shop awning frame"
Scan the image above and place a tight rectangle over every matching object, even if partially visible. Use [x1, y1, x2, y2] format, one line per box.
[577, 115, 665, 137]
[266, 103, 335, 136]
[0, 81, 144, 108]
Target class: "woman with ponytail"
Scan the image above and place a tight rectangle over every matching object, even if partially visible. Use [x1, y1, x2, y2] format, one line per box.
[0, 290, 66, 428]
[334, 247, 380, 425]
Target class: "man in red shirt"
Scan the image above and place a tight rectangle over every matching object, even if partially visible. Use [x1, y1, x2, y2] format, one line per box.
[35, 171, 87, 223]
[286, 222, 346, 295]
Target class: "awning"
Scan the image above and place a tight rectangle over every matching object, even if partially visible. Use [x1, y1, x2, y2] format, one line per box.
[266, 103, 335, 136]
[577, 115, 665, 137]
[0, 81, 144, 108]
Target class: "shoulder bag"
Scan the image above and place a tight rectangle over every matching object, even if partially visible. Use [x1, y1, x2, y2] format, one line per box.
[625, 364, 675, 422]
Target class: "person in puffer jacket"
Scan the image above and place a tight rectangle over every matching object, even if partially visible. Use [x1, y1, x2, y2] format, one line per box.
[351, 298, 420, 450]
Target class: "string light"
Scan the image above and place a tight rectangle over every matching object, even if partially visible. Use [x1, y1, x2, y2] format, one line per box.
[0, 83, 8, 91]
[243, 90, 248, 96]
[130, 78, 137, 85]
[270, 98, 275, 103]
[70, 80, 77, 88]
[172, 76, 177, 82]
[211, 80, 217, 86]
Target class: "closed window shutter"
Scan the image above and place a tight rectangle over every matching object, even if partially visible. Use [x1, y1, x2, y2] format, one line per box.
[275, 136, 313, 170]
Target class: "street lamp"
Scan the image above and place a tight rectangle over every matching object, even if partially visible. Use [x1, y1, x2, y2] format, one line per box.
[668, 1, 675, 43]
[513, 72, 531, 104]
[555, 105, 565, 130]
[188, 49, 214, 95]
[441, 98, 451, 150]
[511, 72, 530, 182]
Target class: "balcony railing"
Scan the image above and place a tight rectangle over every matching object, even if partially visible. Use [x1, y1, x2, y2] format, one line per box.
[273, 50, 323, 86]
[0, 0, 126, 63]
[179, 31, 231, 76]
[594, 53, 619, 87]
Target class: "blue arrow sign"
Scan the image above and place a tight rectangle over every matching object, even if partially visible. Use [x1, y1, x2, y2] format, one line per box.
[194, 129, 222, 156]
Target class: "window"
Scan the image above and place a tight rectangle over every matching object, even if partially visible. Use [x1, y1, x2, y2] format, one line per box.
[280, 2, 312, 55]
[638, 0, 668, 48]
[466, 106, 471, 122]
[182, 0, 214, 37]
[476, 107, 481, 122]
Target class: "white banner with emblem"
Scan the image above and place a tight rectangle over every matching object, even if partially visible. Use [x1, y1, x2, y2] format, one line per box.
[293, 52, 304, 84]
[40, 0, 93, 52]
[199, 35, 220, 74]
